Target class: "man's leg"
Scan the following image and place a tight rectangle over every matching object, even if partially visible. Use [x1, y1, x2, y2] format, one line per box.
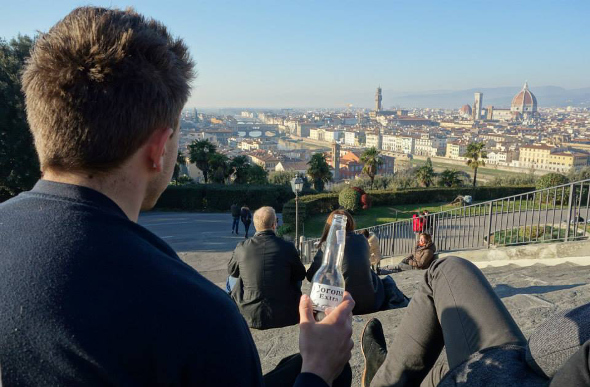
[263, 354, 352, 387]
[371, 256, 526, 387]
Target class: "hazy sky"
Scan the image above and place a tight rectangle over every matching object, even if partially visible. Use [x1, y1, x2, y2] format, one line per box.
[1, 0, 589, 108]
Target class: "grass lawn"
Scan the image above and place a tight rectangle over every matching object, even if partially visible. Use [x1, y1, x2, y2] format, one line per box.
[408, 159, 526, 181]
[303, 202, 469, 238]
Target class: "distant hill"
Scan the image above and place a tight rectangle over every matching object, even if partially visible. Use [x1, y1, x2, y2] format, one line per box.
[383, 86, 590, 109]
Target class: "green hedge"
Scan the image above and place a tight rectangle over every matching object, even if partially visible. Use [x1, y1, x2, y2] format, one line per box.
[284, 186, 535, 224]
[154, 184, 294, 212]
[339, 188, 361, 212]
[282, 201, 307, 231]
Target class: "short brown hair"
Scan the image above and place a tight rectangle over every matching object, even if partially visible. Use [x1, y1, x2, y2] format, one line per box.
[22, 7, 195, 173]
[319, 209, 356, 244]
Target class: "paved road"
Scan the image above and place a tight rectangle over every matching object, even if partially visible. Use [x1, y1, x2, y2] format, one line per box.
[138, 211, 282, 286]
[138, 211, 253, 252]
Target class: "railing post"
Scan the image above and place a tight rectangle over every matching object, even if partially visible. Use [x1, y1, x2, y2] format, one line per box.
[486, 202, 493, 248]
[565, 183, 574, 241]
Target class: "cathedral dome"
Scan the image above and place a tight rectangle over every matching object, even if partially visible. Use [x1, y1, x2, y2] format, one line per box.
[511, 82, 537, 113]
[460, 104, 472, 115]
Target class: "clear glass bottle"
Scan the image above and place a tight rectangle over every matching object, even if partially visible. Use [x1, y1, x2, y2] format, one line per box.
[310, 214, 347, 321]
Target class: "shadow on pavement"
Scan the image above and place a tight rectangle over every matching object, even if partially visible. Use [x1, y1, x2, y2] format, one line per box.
[494, 283, 585, 298]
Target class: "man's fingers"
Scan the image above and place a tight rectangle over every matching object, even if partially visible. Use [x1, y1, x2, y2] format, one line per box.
[299, 294, 315, 324]
[321, 292, 355, 324]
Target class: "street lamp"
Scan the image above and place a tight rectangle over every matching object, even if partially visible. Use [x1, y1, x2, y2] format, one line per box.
[291, 176, 304, 250]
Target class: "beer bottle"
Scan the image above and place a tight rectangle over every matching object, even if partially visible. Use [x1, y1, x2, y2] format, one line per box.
[310, 214, 346, 321]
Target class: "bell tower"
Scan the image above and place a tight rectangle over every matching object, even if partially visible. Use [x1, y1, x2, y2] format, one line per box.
[375, 86, 382, 112]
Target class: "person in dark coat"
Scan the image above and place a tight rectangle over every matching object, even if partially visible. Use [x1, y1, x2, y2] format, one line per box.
[229, 206, 306, 330]
[231, 202, 241, 234]
[395, 232, 437, 271]
[241, 204, 253, 238]
[307, 210, 385, 315]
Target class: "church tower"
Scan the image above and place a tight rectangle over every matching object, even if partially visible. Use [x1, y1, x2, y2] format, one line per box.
[331, 142, 340, 181]
[375, 86, 382, 112]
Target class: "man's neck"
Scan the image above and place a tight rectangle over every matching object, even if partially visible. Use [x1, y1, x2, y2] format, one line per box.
[42, 169, 145, 222]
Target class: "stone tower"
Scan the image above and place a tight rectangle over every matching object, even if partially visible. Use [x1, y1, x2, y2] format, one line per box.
[375, 86, 382, 112]
[331, 142, 340, 181]
[473, 92, 483, 120]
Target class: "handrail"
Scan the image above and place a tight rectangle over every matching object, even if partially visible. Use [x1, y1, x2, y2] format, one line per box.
[298, 178, 590, 264]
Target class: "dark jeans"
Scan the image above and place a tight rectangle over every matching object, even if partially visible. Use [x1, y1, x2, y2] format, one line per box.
[396, 257, 415, 272]
[232, 216, 240, 233]
[264, 354, 352, 387]
[243, 221, 251, 237]
[372, 256, 526, 387]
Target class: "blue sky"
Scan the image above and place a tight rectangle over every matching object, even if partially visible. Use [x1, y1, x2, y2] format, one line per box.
[1, 0, 589, 108]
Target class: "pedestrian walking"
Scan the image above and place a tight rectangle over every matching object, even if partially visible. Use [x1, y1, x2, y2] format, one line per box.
[241, 204, 252, 238]
[231, 203, 241, 234]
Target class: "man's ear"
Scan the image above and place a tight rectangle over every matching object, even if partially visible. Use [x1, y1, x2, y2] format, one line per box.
[147, 128, 174, 172]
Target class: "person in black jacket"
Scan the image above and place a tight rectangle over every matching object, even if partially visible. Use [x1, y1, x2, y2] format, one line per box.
[0, 7, 355, 387]
[241, 204, 253, 238]
[229, 206, 306, 329]
[231, 202, 241, 234]
[307, 210, 386, 315]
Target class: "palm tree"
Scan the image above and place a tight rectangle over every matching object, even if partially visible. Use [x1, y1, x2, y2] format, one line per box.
[465, 142, 487, 187]
[247, 164, 268, 185]
[307, 153, 332, 192]
[438, 169, 463, 187]
[415, 158, 435, 187]
[188, 139, 217, 183]
[229, 155, 251, 184]
[360, 147, 384, 190]
[172, 150, 186, 185]
[208, 153, 229, 184]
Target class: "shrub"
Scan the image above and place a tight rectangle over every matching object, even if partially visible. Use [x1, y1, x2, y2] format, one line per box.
[154, 184, 294, 212]
[339, 188, 361, 212]
[276, 224, 293, 237]
[282, 201, 307, 230]
[536, 173, 569, 190]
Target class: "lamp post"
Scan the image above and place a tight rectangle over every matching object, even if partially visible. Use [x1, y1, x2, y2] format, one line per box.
[291, 176, 304, 250]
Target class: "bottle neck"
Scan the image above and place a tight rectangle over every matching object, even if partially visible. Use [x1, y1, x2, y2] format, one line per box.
[321, 238, 344, 270]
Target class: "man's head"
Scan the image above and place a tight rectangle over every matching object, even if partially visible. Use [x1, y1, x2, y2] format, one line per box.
[253, 206, 276, 232]
[22, 7, 195, 209]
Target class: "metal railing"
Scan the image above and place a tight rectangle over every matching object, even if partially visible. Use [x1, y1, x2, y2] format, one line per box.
[299, 179, 590, 264]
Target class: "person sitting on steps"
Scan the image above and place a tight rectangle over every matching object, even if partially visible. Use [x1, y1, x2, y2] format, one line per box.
[362, 229, 382, 274]
[360, 256, 590, 387]
[392, 232, 437, 272]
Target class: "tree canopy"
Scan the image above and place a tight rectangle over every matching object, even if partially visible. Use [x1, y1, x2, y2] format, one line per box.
[307, 153, 332, 192]
[0, 35, 40, 198]
[415, 158, 435, 187]
[188, 139, 217, 183]
[465, 142, 487, 187]
[360, 147, 383, 190]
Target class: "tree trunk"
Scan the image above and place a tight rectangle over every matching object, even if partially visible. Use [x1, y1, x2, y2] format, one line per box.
[472, 167, 477, 187]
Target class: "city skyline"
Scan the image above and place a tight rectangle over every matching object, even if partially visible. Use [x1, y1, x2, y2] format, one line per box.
[2, 0, 589, 108]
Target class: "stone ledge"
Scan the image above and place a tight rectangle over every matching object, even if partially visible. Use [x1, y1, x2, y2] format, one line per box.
[252, 260, 590, 386]
[380, 239, 590, 268]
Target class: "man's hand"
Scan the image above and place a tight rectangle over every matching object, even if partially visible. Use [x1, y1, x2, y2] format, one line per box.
[299, 292, 355, 386]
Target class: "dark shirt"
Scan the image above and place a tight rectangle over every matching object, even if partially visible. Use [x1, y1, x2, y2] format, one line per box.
[231, 204, 241, 217]
[307, 233, 384, 315]
[229, 230, 306, 329]
[241, 207, 252, 224]
[0, 181, 321, 387]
